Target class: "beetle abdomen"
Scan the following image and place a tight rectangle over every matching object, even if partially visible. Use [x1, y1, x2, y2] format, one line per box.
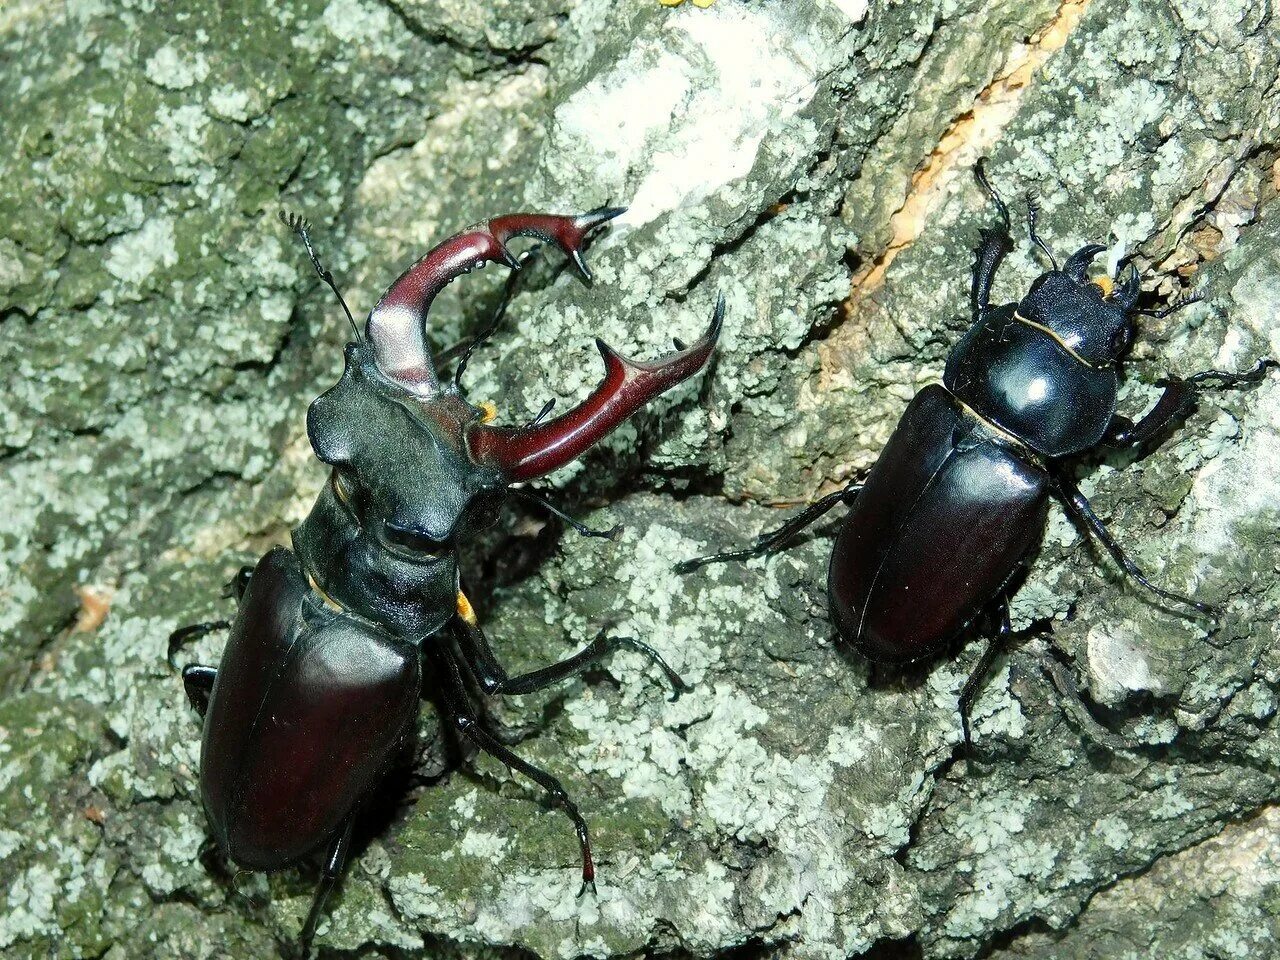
[199, 547, 421, 870]
[828, 385, 1048, 664]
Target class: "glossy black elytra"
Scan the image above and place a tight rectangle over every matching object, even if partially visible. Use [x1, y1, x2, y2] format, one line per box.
[169, 209, 721, 956]
[677, 160, 1276, 743]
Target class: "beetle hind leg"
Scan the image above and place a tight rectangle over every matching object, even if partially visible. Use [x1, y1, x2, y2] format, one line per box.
[958, 599, 1011, 749]
[436, 647, 597, 895]
[674, 483, 861, 574]
[297, 814, 357, 960]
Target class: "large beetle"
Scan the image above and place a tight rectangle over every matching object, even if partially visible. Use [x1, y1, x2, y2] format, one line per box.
[170, 208, 721, 953]
[678, 162, 1274, 743]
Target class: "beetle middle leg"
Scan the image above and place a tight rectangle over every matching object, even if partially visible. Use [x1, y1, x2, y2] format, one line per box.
[453, 612, 688, 699]
[181, 664, 218, 717]
[1049, 469, 1215, 617]
[674, 482, 862, 574]
[435, 645, 598, 895]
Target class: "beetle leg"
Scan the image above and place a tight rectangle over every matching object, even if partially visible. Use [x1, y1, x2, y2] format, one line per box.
[510, 487, 622, 540]
[1049, 470, 1216, 618]
[454, 616, 689, 700]
[298, 813, 356, 959]
[435, 646, 598, 895]
[1105, 358, 1277, 451]
[971, 159, 1014, 322]
[674, 483, 862, 574]
[222, 565, 254, 602]
[957, 598, 1010, 749]
[1024, 194, 1059, 271]
[181, 664, 217, 717]
[166, 619, 231, 669]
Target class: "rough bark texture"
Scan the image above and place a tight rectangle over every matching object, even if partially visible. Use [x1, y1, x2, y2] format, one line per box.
[3, 0, 1279, 958]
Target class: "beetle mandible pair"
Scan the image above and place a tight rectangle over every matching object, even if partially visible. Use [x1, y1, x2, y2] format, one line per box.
[678, 160, 1275, 742]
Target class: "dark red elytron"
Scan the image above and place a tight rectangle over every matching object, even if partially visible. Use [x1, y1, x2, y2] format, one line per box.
[678, 161, 1274, 743]
[170, 208, 721, 955]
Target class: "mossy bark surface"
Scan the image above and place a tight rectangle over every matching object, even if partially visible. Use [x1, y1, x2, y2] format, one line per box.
[3, 1, 1279, 957]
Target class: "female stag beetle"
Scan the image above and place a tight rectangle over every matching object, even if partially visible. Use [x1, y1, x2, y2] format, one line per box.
[678, 160, 1274, 744]
[169, 207, 722, 954]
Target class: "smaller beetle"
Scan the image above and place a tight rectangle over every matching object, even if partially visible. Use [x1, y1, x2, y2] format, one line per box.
[171, 207, 721, 955]
[678, 160, 1275, 743]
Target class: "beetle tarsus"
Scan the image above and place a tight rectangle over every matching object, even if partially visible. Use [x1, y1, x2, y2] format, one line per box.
[441, 649, 596, 887]
[167, 619, 231, 669]
[1185, 356, 1279, 389]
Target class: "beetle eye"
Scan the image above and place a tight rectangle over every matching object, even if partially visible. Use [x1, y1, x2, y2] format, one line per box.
[382, 521, 450, 556]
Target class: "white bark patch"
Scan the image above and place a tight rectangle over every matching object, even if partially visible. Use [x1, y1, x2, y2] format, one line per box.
[552, 4, 824, 227]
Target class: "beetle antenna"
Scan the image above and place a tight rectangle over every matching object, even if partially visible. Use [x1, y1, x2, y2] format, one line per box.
[1132, 292, 1203, 319]
[1025, 194, 1059, 271]
[973, 158, 1012, 232]
[511, 487, 621, 540]
[454, 248, 541, 392]
[278, 210, 362, 343]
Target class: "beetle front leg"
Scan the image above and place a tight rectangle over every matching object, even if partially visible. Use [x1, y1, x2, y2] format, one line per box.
[435, 646, 598, 895]
[674, 482, 862, 574]
[1105, 358, 1277, 451]
[453, 611, 688, 698]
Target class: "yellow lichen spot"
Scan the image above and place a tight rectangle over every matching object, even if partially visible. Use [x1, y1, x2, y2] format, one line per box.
[456, 591, 478, 625]
[478, 401, 497, 424]
[1093, 275, 1114, 297]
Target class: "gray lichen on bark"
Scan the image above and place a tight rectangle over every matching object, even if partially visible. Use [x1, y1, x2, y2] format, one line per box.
[2, 0, 1279, 958]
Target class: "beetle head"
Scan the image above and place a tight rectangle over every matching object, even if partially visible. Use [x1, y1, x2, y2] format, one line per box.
[308, 342, 508, 561]
[1017, 244, 1141, 368]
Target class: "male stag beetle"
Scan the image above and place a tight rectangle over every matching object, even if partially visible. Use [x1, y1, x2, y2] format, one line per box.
[678, 160, 1274, 744]
[169, 207, 722, 954]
